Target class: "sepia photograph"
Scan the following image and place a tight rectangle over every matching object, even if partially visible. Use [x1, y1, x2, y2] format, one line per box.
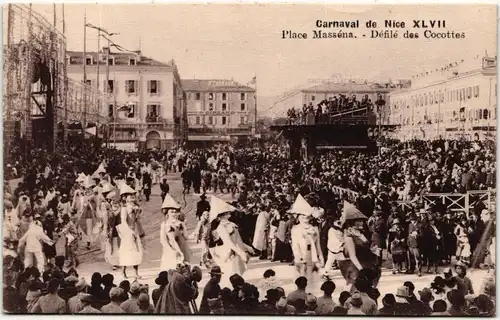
[2, 3, 497, 316]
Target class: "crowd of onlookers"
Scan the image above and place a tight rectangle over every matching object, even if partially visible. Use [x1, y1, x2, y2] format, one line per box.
[4, 256, 496, 315]
[286, 93, 382, 125]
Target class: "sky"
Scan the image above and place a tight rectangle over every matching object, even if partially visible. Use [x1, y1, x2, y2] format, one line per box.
[27, 4, 498, 100]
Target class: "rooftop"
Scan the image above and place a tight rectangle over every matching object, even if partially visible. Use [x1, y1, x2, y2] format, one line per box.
[302, 82, 393, 93]
[181, 79, 255, 92]
[66, 49, 173, 67]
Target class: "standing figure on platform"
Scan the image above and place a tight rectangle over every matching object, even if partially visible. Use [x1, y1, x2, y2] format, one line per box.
[117, 184, 144, 279]
[160, 194, 191, 271]
[290, 194, 325, 281]
[208, 195, 251, 289]
[338, 201, 380, 291]
[104, 191, 121, 271]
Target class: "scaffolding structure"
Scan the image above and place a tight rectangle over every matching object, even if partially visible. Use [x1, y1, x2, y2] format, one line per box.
[3, 4, 110, 154]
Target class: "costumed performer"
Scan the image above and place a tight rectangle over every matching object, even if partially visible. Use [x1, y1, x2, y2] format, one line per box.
[207, 195, 251, 288]
[338, 201, 381, 291]
[289, 194, 324, 281]
[160, 194, 191, 271]
[117, 183, 144, 279]
[104, 190, 122, 271]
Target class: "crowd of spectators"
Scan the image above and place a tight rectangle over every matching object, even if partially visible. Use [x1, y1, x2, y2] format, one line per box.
[286, 93, 383, 125]
[3, 134, 496, 315]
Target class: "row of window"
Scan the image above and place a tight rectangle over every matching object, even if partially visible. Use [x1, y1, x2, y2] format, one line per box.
[191, 92, 247, 101]
[391, 84, 497, 109]
[189, 115, 249, 126]
[395, 108, 497, 125]
[84, 79, 160, 95]
[192, 101, 247, 112]
[73, 56, 137, 66]
[108, 103, 161, 119]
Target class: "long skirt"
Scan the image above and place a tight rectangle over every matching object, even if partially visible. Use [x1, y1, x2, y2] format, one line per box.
[211, 246, 246, 288]
[105, 237, 120, 266]
[274, 239, 293, 262]
[160, 246, 180, 271]
[118, 233, 143, 267]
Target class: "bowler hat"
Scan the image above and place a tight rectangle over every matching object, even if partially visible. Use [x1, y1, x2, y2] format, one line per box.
[209, 265, 223, 276]
[155, 271, 169, 285]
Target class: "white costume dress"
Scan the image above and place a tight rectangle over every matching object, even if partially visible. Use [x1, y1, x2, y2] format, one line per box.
[211, 219, 248, 288]
[160, 218, 191, 271]
[117, 204, 143, 267]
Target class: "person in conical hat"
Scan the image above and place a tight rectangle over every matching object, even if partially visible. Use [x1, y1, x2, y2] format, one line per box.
[103, 190, 121, 270]
[290, 194, 324, 281]
[159, 194, 190, 271]
[96, 183, 115, 254]
[337, 201, 380, 290]
[207, 195, 250, 288]
[117, 180, 144, 279]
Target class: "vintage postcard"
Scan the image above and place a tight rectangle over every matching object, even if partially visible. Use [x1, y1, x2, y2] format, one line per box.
[2, 3, 497, 316]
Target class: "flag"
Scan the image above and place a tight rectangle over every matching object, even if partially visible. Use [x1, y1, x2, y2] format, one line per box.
[249, 76, 256, 85]
[85, 23, 119, 36]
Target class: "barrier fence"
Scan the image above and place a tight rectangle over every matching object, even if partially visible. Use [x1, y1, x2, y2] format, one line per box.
[331, 185, 496, 216]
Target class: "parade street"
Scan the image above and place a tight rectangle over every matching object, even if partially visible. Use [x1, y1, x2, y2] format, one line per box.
[74, 173, 489, 306]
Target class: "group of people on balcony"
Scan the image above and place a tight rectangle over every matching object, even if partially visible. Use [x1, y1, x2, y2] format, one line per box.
[287, 94, 381, 125]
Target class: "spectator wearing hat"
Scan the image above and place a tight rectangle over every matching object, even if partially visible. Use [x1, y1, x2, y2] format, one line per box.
[67, 278, 88, 313]
[347, 291, 365, 315]
[417, 287, 434, 316]
[432, 299, 450, 316]
[31, 279, 67, 314]
[25, 280, 43, 313]
[120, 281, 142, 313]
[315, 280, 336, 315]
[79, 294, 101, 314]
[393, 286, 412, 316]
[447, 289, 467, 316]
[345, 276, 377, 315]
[403, 281, 426, 314]
[377, 293, 396, 315]
[474, 294, 495, 316]
[454, 261, 474, 297]
[200, 265, 222, 314]
[101, 273, 116, 305]
[276, 296, 296, 315]
[261, 288, 280, 313]
[59, 275, 79, 302]
[118, 280, 130, 303]
[136, 293, 154, 313]
[152, 271, 169, 307]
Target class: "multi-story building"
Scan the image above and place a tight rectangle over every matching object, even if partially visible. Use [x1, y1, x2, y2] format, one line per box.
[67, 47, 187, 151]
[271, 80, 394, 121]
[182, 79, 256, 147]
[388, 55, 497, 141]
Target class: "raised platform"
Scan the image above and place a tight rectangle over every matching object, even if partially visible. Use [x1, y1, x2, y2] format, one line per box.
[270, 123, 398, 160]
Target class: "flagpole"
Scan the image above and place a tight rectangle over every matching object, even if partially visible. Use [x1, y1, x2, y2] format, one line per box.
[97, 29, 100, 90]
[83, 10, 87, 129]
[254, 74, 257, 137]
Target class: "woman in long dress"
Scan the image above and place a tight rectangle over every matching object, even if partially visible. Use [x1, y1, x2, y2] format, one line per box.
[159, 195, 190, 271]
[117, 184, 144, 279]
[103, 191, 121, 270]
[291, 213, 324, 280]
[338, 202, 380, 290]
[208, 196, 251, 288]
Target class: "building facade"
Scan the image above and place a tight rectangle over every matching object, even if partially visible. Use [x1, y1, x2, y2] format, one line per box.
[388, 55, 497, 141]
[67, 48, 187, 151]
[182, 79, 256, 147]
[271, 80, 394, 121]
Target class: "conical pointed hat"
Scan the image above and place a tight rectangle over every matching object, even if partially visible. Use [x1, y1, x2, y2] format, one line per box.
[101, 182, 114, 194]
[83, 176, 96, 189]
[92, 163, 106, 178]
[209, 195, 236, 222]
[162, 194, 181, 210]
[76, 173, 86, 183]
[119, 183, 136, 196]
[340, 201, 367, 227]
[288, 194, 313, 216]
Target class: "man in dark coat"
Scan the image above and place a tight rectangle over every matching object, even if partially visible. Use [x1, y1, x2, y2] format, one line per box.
[196, 194, 210, 220]
[160, 178, 170, 201]
[199, 266, 222, 314]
